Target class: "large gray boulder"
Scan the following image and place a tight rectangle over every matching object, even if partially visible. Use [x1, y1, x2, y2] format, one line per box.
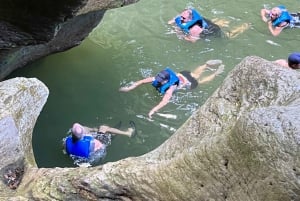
[0, 77, 48, 196]
[0, 56, 299, 200]
[0, 78, 49, 168]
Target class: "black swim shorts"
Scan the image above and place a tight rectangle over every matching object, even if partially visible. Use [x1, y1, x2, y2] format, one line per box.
[179, 71, 198, 89]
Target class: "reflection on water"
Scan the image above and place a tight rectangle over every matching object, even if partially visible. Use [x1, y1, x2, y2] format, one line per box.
[7, 0, 300, 167]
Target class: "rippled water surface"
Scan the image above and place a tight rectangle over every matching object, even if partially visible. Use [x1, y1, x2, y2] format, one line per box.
[8, 0, 300, 167]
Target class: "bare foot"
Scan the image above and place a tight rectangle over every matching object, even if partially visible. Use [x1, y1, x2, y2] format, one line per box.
[128, 128, 134, 137]
[206, 60, 223, 67]
[129, 121, 137, 137]
[215, 64, 225, 75]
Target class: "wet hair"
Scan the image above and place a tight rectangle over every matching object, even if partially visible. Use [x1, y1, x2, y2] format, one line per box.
[71, 123, 84, 143]
[271, 7, 282, 17]
[186, 9, 192, 20]
[181, 9, 192, 21]
[71, 132, 81, 143]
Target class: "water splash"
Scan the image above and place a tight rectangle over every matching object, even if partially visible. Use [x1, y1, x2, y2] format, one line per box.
[266, 40, 281, 47]
[63, 132, 112, 167]
[156, 112, 177, 119]
[159, 123, 177, 132]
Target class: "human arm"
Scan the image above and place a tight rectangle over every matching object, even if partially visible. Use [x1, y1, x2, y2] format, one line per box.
[148, 85, 177, 118]
[98, 125, 133, 137]
[168, 17, 176, 25]
[173, 16, 191, 34]
[183, 25, 202, 43]
[119, 77, 154, 92]
[267, 21, 285, 36]
[261, 8, 270, 22]
[184, 35, 199, 43]
[81, 126, 98, 135]
[274, 59, 289, 67]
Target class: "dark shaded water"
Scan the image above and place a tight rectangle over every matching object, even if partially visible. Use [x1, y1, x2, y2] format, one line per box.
[7, 0, 300, 167]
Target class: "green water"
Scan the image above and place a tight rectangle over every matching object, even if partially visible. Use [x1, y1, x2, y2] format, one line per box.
[7, 0, 300, 167]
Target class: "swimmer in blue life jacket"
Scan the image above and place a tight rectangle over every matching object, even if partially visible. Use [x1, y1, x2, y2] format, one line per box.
[63, 122, 135, 159]
[168, 8, 222, 43]
[274, 52, 300, 69]
[260, 5, 300, 36]
[119, 60, 224, 118]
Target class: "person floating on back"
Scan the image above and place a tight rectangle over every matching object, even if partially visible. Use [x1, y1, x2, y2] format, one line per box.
[168, 8, 221, 42]
[119, 60, 224, 118]
[275, 52, 300, 69]
[260, 5, 300, 36]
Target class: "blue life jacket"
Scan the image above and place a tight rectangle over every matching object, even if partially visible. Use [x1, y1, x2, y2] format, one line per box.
[175, 9, 208, 34]
[152, 68, 179, 95]
[272, 5, 292, 27]
[65, 135, 93, 158]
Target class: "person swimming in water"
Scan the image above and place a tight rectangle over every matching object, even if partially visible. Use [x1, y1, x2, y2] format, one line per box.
[275, 52, 300, 69]
[119, 60, 224, 118]
[63, 122, 136, 164]
[260, 5, 294, 36]
[168, 8, 222, 42]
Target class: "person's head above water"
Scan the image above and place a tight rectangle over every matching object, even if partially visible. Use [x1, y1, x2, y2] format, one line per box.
[71, 123, 84, 140]
[288, 52, 300, 69]
[155, 70, 170, 83]
[269, 7, 282, 20]
[152, 68, 173, 89]
[180, 9, 192, 22]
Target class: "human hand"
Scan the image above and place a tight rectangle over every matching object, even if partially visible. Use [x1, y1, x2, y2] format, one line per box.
[148, 110, 155, 119]
[260, 9, 270, 23]
[119, 82, 137, 92]
[168, 18, 175, 25]
[184, 35, 198, 43]
[119, 86, 131, 92]
[268, 20, 273, 27]
[262, 17, 268, 23]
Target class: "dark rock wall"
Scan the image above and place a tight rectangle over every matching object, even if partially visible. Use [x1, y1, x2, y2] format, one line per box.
[0, 0, 84, 47]
[0, 0, 139, 80]
[0, 10, 105, 80]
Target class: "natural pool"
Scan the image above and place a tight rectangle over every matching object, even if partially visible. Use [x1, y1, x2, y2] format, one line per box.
[7, 0, 300, 167]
